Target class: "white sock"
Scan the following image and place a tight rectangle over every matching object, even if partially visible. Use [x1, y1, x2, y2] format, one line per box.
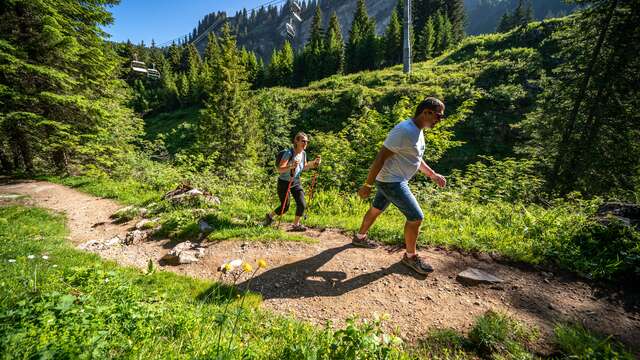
[405, 252, 416, 258]
[356, 233, 367, 240]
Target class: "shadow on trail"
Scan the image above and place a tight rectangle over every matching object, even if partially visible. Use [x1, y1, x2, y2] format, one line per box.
[227, 244, 429, 300]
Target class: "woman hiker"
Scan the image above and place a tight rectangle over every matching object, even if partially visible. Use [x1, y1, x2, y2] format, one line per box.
[264, 132, 321, 231]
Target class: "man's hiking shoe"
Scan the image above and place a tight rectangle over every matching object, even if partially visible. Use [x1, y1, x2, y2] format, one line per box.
[263, 213, 274, 226]
[290, 224, 307, 232]
[351, 234, 378, 248]
[402, 253, 434, 275]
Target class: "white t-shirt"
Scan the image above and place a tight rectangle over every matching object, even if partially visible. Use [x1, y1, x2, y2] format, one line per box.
[376, 119, 425, 183]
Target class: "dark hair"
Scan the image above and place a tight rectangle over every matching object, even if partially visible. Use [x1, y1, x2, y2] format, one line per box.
[414, 97, 444, 118]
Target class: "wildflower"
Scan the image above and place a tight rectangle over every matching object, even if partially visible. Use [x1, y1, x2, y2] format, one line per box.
[229, 259, 242, 269]
[257, 259, 267, 269]
[27, 255, 35, 260]
[104, 278, 109, 283]
[242, 262, 253, 273]
[42, 255, 49, 260]
[381, 312, 390, 321]
[52, 265, 58, 268]
[8, 259, 16, 263]
[222, 263, 232, 273]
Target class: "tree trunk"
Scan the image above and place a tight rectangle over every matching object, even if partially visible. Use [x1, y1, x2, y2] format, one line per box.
[551, 0, 618, 192]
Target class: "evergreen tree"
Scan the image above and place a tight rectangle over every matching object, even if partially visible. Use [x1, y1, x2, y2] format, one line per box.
[199, 23, 259, 171]
[0, 0, 142, 173]
[241, 49, 260, 87]
[413, 0, 444, 34]
[324, 11, 345, 76]
[440, 13, 453, 53]
[203, 32, 220, 66]
[415, 16, 435, 61]
[444, 0, 466, 43]
[383, 9, 403, 66]
[497, 12, 513, 33]
[303, 6, 325, 83]
[520, 0, 640, 196]
[346, 0, 379, 73]
[167, 42, 182, 72]
[267, 41, 294, 86]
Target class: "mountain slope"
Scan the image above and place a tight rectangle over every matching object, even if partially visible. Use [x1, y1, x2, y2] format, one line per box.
[189, 0, 575, 60]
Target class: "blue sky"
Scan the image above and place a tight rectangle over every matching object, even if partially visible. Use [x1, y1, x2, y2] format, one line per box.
[105, 0, 276, 45]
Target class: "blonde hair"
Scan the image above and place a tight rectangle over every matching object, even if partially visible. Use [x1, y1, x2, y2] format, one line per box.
[293, 132, 308, 143]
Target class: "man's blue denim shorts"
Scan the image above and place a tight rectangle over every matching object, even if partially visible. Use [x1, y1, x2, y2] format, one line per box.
[372, 181, 424, 221]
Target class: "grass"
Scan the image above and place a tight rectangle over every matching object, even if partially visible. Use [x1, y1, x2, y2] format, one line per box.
[1, 204, 634, 358]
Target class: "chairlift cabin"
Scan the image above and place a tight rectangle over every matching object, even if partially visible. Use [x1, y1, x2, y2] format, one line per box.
[147, 63, 161, 80]
[285, 22, 296, 38]
[131, 60, 148, 74]
[291, 1, 302, 14]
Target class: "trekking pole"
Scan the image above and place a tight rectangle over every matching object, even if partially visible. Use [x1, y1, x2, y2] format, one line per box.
[277, 167, 296, 226]
[304, 169, 319, 221]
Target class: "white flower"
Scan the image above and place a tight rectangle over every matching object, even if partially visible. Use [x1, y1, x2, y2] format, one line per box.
[8, 259, 16, 263]
[104, 278, 109, 283]
[27, 255, 35, 260]
[52, 265, 58, 268]
[229, 259, 242, 269]
[42, 255, 49, 260]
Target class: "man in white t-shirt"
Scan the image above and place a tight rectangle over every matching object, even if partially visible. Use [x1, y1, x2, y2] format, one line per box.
[355, 97, 447, 275]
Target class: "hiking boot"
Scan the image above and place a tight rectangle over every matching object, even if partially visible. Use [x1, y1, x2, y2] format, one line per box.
[402, 253, 434, 275]
[263, 213, 274, 226]
[290, 224, 307, 232]
[351, 234, 378, 248]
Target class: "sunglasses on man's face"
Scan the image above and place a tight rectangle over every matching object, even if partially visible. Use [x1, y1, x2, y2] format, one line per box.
[427, 110, 445, 120]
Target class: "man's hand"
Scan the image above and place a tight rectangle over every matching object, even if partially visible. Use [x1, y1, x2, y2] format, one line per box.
[432, 173, 446, 188]
[314, 156, 322, 168]
[357, 186, 372, 199]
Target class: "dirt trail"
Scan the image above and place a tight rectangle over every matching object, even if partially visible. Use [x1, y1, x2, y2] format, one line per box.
[2, 180, 639, 353]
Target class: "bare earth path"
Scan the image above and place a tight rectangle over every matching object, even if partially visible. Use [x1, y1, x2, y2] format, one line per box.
[2, 180, 639, 354]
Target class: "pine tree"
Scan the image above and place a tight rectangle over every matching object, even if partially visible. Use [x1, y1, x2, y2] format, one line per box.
[346, 0, 379, 73]
[199, 23, 259, 171]
[383, 9, 403, 66]
[203, 32, 220, 66]
[0, 0, 142, 173]
[324, 11, 344, 76]
[413, 0, 444, 34]
[267, 41, 294, 86]
[497, 12, 513, 33]
[520, 0, 640, 196]
[444, 0, 466, 44]
[440, 13, 453, 53]
[167, 42, 182, 72]
[303, 5, 325, 83]
[415, 16, 435, 61]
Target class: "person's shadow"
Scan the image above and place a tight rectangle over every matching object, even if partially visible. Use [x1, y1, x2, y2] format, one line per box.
[200, 243, 428, 302]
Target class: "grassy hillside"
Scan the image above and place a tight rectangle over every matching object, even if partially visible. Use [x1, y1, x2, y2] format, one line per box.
[147, 18, 563, 175]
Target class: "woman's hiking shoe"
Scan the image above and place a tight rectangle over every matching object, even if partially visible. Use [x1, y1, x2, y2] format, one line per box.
[402, 253, 434, 274]
[290, 224, 307, 232]
[351, 234, 378, 248]
[263, 213, 274, 226]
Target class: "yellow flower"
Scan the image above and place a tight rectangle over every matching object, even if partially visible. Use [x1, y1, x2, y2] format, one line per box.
[242, 262, 253, 273]
[257, 259, 267, 269]
[222, 263, 232, 273]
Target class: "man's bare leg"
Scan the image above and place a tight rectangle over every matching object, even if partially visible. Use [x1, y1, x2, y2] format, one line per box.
[404, 220, 422, 254]
[358, 206, 383, 235]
